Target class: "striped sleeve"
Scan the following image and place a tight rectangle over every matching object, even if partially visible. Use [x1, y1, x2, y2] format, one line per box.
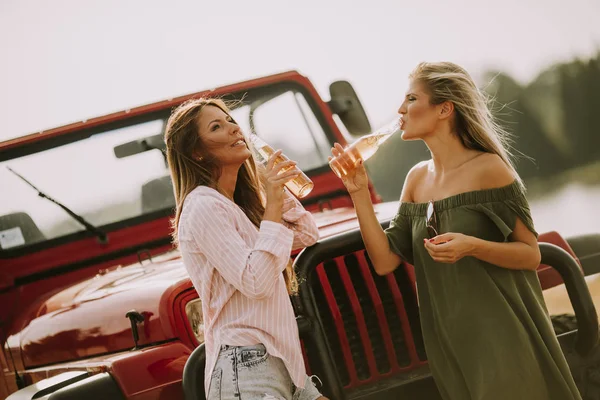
[182, 196, 294, 300]
[281, 189, 320, 250]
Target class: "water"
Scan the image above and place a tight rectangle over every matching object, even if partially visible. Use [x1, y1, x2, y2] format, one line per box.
[529, 183, 600, 237]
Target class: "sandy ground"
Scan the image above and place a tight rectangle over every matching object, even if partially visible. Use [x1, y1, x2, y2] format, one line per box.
[543, 273, 600, 316]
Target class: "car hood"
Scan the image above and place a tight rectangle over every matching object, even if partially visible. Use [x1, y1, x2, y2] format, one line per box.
[11, 201, 399, 368]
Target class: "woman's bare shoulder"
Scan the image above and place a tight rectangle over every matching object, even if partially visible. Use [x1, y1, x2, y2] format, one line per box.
[400, 160, 430, 202]
[475, 153, 517, 189]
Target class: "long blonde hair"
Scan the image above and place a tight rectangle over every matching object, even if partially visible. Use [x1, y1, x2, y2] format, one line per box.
[410, 62, 522, 186]
[164, 98, 298, 294]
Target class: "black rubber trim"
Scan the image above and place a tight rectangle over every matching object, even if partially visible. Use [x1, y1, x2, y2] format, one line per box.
[6, 372, 124, 400]
[540, 243, 599, 355]
[49, 373, 124, 400]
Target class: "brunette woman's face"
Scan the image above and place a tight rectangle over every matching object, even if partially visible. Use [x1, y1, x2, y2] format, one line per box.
[196, 105, 251, 166]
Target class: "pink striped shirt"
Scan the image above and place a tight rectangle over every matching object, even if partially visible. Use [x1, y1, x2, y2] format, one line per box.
[177, 186, 319, 394]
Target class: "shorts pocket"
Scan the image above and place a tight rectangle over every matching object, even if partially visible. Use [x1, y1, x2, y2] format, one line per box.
[207, 367, 222, 400]
[238, 346, 270, 368]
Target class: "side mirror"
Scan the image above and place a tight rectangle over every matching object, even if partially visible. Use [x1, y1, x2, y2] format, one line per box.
[113, 134, 165, 159]
[327, 80, 371, 136]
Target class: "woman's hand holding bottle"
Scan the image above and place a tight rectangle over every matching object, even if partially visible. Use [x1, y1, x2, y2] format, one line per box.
[263, 149, 301, 223]
[329, 143, 369, 195]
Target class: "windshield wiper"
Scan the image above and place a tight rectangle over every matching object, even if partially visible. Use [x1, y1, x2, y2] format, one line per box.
[7, 166, 108, 244]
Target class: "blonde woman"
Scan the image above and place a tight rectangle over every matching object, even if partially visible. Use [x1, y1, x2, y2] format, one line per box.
[165, 98, 326, 400]
[330, 62, 581, 400]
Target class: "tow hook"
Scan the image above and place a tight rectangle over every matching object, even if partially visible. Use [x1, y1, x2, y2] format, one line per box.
[125, 310, 145, 349]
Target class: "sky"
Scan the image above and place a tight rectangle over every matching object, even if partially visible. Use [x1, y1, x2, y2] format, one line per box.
[1, 0, 600, 142]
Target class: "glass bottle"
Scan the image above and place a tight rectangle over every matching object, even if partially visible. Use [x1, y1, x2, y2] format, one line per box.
[248, 133, 315, 198]
[329, 118, 401, 178]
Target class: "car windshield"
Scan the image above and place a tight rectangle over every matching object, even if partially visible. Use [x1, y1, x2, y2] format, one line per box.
[0, 82, 334, 252]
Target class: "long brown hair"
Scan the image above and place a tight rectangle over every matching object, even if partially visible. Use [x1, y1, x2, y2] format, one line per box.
[410, 62, 523, 187]
[164, 98, 298, 294]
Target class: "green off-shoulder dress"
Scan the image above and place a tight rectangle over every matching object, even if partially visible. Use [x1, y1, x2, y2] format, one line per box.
[384, 180, 581, 400]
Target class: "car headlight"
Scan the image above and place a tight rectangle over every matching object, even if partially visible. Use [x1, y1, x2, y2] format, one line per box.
[184, 298, 204, 343]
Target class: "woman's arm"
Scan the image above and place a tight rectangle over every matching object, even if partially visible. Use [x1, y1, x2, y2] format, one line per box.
[340, 157, 420, 275]
[471, 218, 541, 269]
[183, 196, 294, 300]
[280, 189, 319, 249]
[329, 144, 426, 275]
[351, 187, 402, 275]
[425, 218, 541, 270]
[352, 161, 424, 275]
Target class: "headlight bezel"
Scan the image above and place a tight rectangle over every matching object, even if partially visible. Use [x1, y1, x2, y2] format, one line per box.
[184, 297, 204, 344]
[174, 287, 204, 346]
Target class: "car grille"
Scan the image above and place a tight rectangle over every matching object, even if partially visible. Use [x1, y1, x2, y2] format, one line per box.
[304, 250, 427, 388]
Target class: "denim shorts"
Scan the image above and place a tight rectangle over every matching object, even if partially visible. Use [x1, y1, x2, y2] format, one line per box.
[207, 344, 323, 400]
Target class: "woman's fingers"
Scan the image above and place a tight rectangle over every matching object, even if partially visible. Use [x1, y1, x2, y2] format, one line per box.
[272, 160, 297, 174]
[266, 149, 283, 171]
[424, 240, 458, 263]
[271, 168, 301, 185]
[424, 241, 444, 253]
[425, 246, 450, 261]
[424, 241, 438, 253]
[331, 143, 365, 181]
